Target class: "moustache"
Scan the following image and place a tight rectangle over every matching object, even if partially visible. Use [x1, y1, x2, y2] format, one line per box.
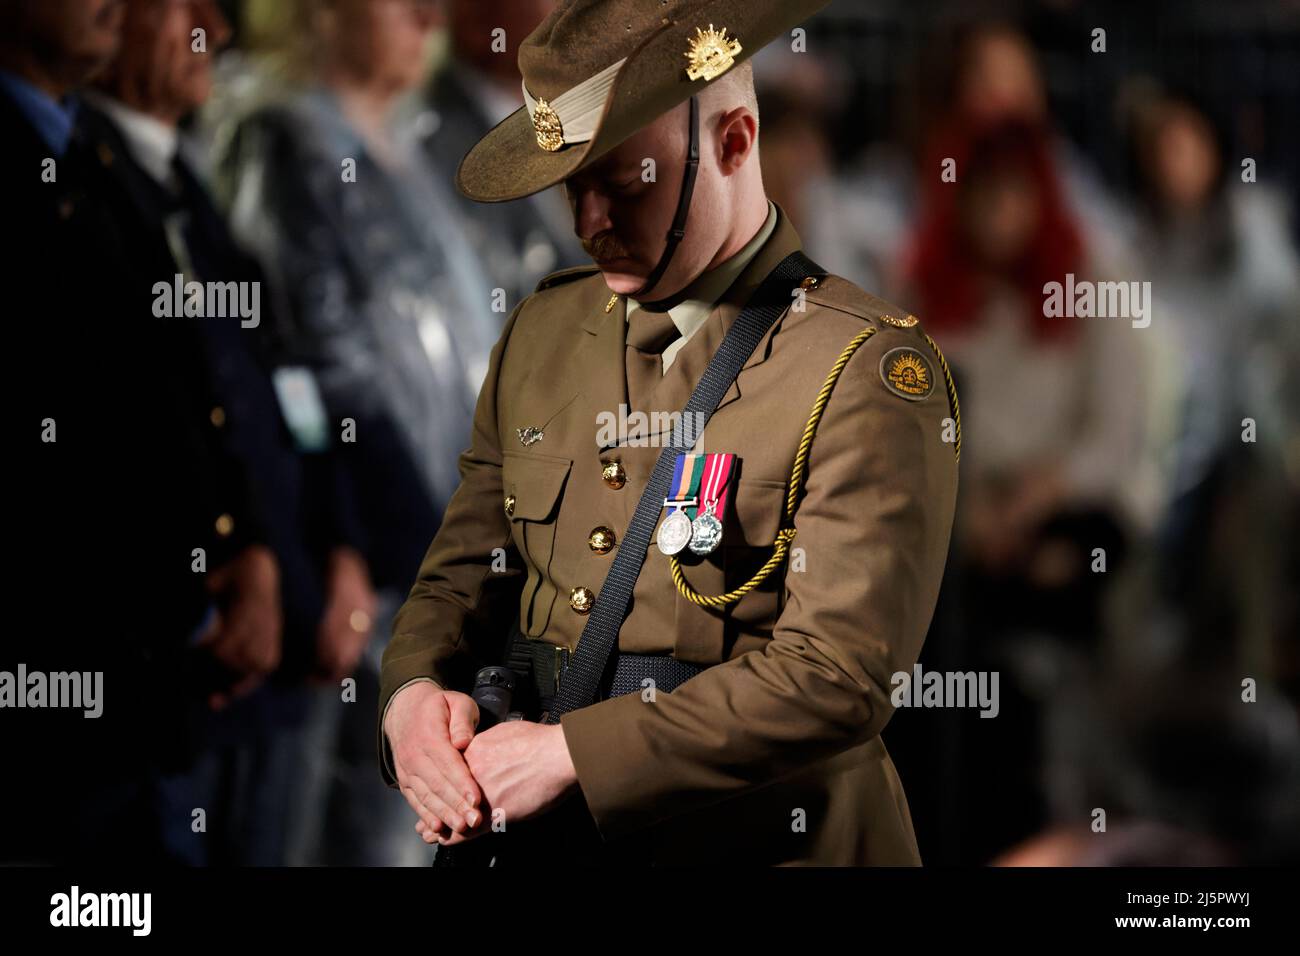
[583, 232, 631, 262]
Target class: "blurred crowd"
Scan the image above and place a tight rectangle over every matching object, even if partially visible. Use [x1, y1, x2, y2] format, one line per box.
[2, 0, 1296, 866]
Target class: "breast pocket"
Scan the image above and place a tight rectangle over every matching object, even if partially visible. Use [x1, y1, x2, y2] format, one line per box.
[722, 477, 790, 636]
[502, 450, 572, 637]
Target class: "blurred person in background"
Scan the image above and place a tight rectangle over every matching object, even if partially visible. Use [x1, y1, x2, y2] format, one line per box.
[75, 0, 378, 864]
[899, 116, 1147, 862]
[1126, 88, 1300, 676]
[994, 821, 1237, 866]
[941, 23, 1127, 255]
[216, 0, 497, 587]
[406, 0, 583, 305]
[213, 0, 498, 864]
[792, 21, 1132, 298]
[753, 88, 837, 234]
[1002, 668, 1300, 865]
[1, 0, 283, 863]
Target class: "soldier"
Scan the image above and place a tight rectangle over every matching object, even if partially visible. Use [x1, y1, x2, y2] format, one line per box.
[379, 0, 960, 866]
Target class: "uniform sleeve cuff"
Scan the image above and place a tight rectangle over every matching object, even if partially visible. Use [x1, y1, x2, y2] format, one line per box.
[559, 693, 661, 840]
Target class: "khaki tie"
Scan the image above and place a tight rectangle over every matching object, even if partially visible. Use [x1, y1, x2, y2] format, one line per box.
[624, 306, 681, 415]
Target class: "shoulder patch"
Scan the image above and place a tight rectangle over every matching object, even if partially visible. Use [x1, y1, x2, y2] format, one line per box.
[534, 264, 600, 293]
[878, 346, 936, 401]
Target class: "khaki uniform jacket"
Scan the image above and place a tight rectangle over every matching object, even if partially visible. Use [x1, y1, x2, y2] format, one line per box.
[379, 205, 959, 865]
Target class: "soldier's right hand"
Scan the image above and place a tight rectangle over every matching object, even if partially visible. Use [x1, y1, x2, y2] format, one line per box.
[384, 682, 484, 839]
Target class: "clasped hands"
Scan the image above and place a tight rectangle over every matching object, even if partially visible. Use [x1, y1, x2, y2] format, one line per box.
[384, 681, 580, 846]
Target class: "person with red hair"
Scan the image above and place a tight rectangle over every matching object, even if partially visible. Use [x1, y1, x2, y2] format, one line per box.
[896, 114, 1152, 862]
[902, 116, 1146, 599]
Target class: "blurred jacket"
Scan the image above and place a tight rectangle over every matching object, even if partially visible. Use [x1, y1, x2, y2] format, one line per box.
[2, 78, 271, 859]
[3, 83, 268, 662]
[216, 87, 500, 588]
[76, 95, 367, 681]
[409, 60, 585, 308]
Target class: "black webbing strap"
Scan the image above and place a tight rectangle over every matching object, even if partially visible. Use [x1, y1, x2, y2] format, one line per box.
[542, 248, 823, 725]
[631, 95, 699, 300]
[511, 632, 705, 705]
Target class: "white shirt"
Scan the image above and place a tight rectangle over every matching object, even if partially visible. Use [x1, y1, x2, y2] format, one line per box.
[82, 91, 179, 189]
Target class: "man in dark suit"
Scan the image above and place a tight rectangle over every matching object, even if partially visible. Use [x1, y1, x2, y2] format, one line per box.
[72, 0, 386, 863]
[0, 0, 282, 863]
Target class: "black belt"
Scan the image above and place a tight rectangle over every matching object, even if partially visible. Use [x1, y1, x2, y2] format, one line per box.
[510, 633, 707, 716]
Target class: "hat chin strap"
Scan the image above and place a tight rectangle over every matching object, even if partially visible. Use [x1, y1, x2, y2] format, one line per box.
[632, 94, 700, 302]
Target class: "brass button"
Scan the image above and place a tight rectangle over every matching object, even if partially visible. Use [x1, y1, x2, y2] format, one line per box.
[588, 526, 615, 554]
[210, 406, 226, 428]
[214, 513, 235, 537]
[569, 586, 594, 614]
[602, 460, 626, 489]
[504, 494, 516, 518]
[800, 275, 820, 291]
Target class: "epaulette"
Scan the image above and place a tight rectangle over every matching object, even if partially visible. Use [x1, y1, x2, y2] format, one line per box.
[534, 264, 600, 293]
[801, 274, 910, 327]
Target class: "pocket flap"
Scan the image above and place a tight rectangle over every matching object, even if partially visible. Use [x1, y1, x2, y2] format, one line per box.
[503, 451, 572, 522]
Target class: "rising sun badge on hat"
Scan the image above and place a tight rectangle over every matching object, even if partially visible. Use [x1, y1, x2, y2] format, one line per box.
[684, 24, 743, 81]
[531, 99, 564, 152]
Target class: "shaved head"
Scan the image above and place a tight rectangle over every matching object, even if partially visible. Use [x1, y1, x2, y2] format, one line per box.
[700, 60, 759, 130]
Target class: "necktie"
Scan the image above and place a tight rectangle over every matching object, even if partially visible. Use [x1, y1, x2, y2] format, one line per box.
[624, 306, 680, 416]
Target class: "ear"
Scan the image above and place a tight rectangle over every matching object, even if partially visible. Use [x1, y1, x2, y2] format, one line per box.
[715, 106, 758, 175]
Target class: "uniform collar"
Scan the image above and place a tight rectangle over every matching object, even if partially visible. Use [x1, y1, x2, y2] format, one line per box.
[625, 199, 777, 369]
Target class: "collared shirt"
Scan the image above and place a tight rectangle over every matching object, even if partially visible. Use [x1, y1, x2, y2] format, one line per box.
[0, 70, 79, 156]
[626, 200, 778, 374]
[82, 92, 180, 189]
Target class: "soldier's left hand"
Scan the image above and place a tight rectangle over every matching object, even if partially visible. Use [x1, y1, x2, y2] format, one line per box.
[419, 721, 579, 845]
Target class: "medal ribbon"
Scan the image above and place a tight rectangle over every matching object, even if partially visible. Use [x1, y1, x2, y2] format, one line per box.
[698, 453, 735, 517]
[668, 453, 704, 518]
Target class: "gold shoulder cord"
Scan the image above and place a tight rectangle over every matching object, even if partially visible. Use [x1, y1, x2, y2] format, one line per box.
[923, 331, 961, 461]
[671, 326, 961, 609]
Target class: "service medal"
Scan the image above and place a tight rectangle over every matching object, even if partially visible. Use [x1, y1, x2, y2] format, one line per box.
[658, 453, 706, 556]
[688, 505, 723, 555]
[658, 509, 694, 556]
[687, 453, 736, 556]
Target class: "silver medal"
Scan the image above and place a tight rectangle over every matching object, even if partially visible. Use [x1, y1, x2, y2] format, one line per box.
[688, 502, 724, 555]
[657, 509, 693, 556]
